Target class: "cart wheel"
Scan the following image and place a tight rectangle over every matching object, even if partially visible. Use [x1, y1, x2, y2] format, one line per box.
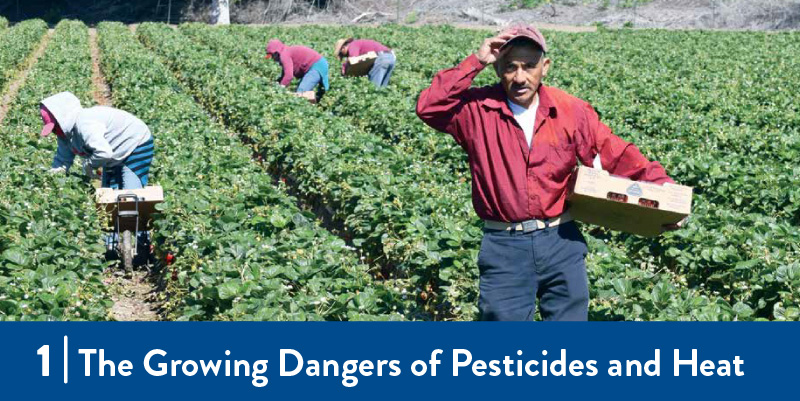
[120, 230, 134, 274]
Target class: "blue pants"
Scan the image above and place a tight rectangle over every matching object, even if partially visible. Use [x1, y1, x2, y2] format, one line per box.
[478, 221, 589, 321]
[102, 165, 144, 190]
[101, 138, 154, 255]
[368, 52, 396, 88]
[102, 137, 153, 190]
[296, 58, 330, 93]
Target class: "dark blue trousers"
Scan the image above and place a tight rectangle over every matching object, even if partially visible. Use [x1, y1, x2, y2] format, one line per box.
[478, 221, 589, 321]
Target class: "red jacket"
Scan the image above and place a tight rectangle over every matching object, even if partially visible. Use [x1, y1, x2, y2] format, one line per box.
[267, 41, 323, 87]
[347, 39, 390, 57]
[341, 39, 390, 75]
[416, 54, 674, 222]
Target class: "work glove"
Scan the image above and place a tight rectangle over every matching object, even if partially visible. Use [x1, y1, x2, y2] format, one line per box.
[48, 166, 67, 174]
[82, 159, 100, 180]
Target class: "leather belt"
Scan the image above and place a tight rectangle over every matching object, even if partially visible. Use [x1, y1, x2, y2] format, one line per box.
[484, 212, 572, 233]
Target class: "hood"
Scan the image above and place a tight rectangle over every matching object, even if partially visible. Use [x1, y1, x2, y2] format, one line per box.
[40, 91, 82, 136]
[266, 39, 285, 55]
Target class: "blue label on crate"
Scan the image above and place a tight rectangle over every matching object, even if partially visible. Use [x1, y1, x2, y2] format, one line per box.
[626, 183, 643, 197]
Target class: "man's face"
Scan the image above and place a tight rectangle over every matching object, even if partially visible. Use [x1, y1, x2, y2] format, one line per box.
[495, 43, 550, 108]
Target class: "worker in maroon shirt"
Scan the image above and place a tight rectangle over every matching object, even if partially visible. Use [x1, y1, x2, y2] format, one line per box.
[265, 39, 330, 99]
[334, 38, 396, 88]
[416, 24, 684, 321]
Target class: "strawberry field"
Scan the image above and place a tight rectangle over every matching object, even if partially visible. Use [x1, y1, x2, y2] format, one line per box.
[0, 20, 797, 321]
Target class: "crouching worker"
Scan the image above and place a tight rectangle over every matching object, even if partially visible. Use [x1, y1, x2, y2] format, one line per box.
[40, 91, 154, 258]
[416, 25, 681, 321]
[334, 38, 396, 88]
[265, 39, 330, 102]
[41, 92, 153, 188]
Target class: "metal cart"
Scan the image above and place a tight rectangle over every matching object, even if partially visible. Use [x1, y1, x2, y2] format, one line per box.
[96, 186, 164, 273]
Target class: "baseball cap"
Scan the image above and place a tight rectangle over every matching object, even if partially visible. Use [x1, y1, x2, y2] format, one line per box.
[499, 24, 548, 53]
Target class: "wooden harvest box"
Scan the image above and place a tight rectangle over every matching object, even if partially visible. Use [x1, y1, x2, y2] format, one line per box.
[95, 186, 164, 231]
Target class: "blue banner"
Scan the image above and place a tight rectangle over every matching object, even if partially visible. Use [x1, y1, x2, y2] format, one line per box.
[0, 322, 795, 399]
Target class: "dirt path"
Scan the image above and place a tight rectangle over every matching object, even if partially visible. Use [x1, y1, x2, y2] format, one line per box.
[452, 22, 597, 32]
[0, 29, 53, 126]
[251, 21, 597, 32]
[89, 27, 160, 321]
[104, 270, 160, 321]
[88, 29, 112, 106]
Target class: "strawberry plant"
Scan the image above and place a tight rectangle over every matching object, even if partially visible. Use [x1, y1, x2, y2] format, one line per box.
[2, 21, 796, 321]
[140, 23, 747, 321]
[0, 20, 110, 320]
[97, 22, 409, 321]
[0, 19, 48, 93]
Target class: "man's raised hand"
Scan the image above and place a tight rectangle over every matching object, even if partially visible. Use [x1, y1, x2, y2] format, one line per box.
[476, 32, 514, 66]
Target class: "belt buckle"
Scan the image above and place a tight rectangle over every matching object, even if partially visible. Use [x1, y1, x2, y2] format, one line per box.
[521, 220, 537, 233]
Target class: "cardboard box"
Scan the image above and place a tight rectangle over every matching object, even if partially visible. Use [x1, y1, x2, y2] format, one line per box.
[567, 166, 692, 237]
[297, 90, 317, 104]
[343, 51, 378, 77]
[95, 186, 164, 231]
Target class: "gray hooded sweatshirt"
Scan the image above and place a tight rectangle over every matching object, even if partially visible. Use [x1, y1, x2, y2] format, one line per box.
[42, 92, 152, 170]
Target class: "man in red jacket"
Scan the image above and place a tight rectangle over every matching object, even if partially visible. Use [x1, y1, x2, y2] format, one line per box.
[334, 38, 396, 88]
[416, 25, 681, 321]
[266, 39, 330, 100]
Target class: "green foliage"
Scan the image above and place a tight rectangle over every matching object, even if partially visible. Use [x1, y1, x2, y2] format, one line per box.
[96, 22, 408, 321]
[149, 22, 487, 320]
[2, 20, 796, 321]
[0, 20, 110, 320]
[172, 24, 799, 320]
[510, 0, 551, 8]
[404, 11, 418, 25]
[0, 19, 48, 93]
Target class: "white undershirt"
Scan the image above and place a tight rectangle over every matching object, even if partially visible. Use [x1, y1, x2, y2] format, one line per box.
[507, 95, 605, 169]
[507, 95, 540, 148]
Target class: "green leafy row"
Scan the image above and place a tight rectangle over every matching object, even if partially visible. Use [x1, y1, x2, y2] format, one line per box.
[229, 24, 800, 320]
[140, 22, 484, 320]
[142, 23, 746, 321]
[178, 24, 468, 173]
[0, 19, 48, 95]
[0, 20, 110, 320]
[97, 21, 407, 321]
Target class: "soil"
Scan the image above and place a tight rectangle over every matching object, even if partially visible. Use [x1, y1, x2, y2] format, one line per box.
[272, 0, 800, 31]
[88, 29, 113, 106]
[105, 270, 160, 321]
[7, 0, 799, 31]
[452, 22, 596, 32]
[88, 28, 161, 321]
[0, 30, 53, 126]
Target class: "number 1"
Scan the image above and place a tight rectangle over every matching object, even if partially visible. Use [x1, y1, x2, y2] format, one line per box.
[37, 345, 49, 376]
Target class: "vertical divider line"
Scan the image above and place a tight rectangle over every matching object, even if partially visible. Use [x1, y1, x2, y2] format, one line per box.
[63, 336, 68, 384]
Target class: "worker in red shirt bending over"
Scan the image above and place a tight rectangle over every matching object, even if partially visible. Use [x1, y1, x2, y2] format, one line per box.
[265, 39, 330, 100]
[334, 38, 396, 88]
[416, 25, 682, 321]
